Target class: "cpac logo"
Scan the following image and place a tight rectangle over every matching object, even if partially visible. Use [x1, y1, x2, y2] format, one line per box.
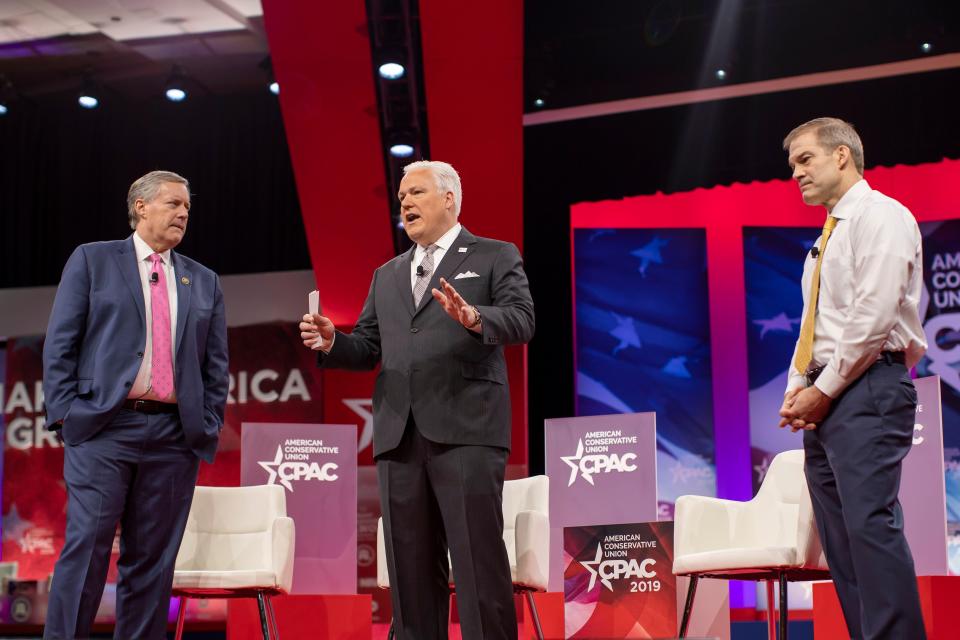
[258, 445, 339, 491]
[580, 543, 657, 592]
[561, 439, 638, 486]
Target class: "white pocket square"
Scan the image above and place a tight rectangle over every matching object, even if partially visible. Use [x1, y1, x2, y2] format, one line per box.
[454, 271, 480, 280]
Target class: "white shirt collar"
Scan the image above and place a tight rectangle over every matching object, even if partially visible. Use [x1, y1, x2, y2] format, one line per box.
[417, 222, 462, 254]
[830, 179, 870, 221]
[132, 231, 173, 266]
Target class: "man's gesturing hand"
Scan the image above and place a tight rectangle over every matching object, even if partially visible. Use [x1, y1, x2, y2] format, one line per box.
[300, 313, 335, 349]
[432, 277, 481, 333]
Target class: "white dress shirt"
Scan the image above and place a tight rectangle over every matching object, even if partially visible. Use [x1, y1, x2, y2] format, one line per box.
[129, 231, 178, 401]
[787, 179, 927, 398]
[410, 222, 462, 292]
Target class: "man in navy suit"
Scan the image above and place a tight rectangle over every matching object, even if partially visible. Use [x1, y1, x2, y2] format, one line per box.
[42, 170, 228, 639]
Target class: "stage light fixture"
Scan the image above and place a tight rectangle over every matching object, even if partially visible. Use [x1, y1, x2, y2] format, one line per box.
[389, 143, 415, 158]
[269, 81, 279, 95]
[0, 103, 7, 116]
[378, 62, 405, 80]
[77, 69, 100, 109]
[921, 42, 933, 54]
[534, 98, 545, 108]
[715, 69, 727, 80]
[165, 65, 188, 102]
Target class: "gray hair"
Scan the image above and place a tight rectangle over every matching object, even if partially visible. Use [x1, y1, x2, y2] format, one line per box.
[127, 170, 190, 229]
[402, 160, 462, 216]
[783, 117, 864, 175]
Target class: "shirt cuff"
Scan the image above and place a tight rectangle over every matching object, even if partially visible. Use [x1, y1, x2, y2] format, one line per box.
[310, 332, 335, 354]
[813, 364, 846, 399]
[786, 371, 807, 394]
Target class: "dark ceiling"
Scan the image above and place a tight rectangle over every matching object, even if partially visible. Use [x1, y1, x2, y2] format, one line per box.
[525, 0, 960, 112]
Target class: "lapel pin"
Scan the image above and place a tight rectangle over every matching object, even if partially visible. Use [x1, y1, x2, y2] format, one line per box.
[181, 276, 190, 285]
[458, 247, 468, 253]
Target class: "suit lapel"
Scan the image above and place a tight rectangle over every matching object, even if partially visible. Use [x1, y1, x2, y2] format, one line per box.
[393, 245, 416, 317]
[414, 227, 477, 317]
[115, 237, 146, 327]
[172, 252, 192, 356]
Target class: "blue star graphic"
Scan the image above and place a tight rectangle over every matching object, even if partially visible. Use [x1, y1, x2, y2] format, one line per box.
[630, 237, 668, 277]
[753, 312, 800, 339]
[610, 313, 642, 355]
[2, 504, 34, 542]
[661, 356, 692, 378]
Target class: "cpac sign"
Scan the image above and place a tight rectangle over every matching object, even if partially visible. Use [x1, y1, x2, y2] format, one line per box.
[561, 437, 638, 486]
[258, 443, 339, 492]
[580, 543, 658, 592]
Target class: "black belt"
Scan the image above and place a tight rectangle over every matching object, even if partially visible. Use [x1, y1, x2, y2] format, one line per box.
[122, 399, 178, 414]
[805, 351, 906, 386]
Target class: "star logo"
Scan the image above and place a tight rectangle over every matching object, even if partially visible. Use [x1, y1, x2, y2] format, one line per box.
[258, 445, 293, 491]
[754, 456, 770, 485]
[560, 439, 591, 486]
[343, 398, 374, 454]
[580, 543, 612, 592]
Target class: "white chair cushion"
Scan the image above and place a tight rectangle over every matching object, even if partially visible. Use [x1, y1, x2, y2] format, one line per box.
[173, 570, 282, 591]
[672, 547, 798, 576]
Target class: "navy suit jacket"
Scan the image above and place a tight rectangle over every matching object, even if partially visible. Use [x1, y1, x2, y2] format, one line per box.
[43, 236, 229, 463]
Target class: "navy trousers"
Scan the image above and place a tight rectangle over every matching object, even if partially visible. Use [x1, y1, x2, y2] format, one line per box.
[376, 416, 516, 640]
[44, 409, 200, 640]
[803, 356, 925, 640]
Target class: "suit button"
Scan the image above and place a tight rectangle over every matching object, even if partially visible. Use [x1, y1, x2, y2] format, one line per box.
[124, 381, 132, 387]
[410, 327, 419, 333]
[137, 352, 144, 358]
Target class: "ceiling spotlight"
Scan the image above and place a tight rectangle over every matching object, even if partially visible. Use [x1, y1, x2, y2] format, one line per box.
[921, 42, 933, 54]
[389, 144, 415, 158]
[165, 65, 188, 102]
[378, 62, 405, 80]
[534, 98, 545, 108]
[715, 69, 727, 80]
[269, 81, 279, 95]
[0, 103, 7, 116]
[77, 69, 100, 109]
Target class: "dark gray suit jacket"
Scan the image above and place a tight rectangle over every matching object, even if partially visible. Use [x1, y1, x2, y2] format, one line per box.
[319, 227, 535, 457]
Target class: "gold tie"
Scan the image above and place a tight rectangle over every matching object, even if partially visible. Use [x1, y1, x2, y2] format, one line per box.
[793, 216, 838, 375]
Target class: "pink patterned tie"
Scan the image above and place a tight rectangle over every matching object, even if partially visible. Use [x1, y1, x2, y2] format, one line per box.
[149, 253, 174, 400]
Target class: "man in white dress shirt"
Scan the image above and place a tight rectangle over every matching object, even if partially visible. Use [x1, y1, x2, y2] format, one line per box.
[778, 118, 927, 639]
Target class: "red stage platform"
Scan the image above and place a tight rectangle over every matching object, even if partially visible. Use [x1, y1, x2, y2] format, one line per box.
[227, 595, 372, 640]
[814, 576, 960, 639]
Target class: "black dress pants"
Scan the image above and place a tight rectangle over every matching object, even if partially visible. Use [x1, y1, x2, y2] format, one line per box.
[376, 415, 516, 640]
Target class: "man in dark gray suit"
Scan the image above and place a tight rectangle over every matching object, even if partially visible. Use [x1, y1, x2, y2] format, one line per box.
[300, 160, 534, 639]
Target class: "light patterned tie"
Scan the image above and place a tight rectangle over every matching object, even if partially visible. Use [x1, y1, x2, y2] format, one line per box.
[413, 244, 438, 306]
[793, 216, 838, 374]
[149, 253, 174, 400]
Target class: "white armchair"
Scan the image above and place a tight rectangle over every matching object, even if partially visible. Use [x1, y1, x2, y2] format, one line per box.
[377, 475, 550, 639]
[672, 449, 829, 640]
[172, 484, 295, 640]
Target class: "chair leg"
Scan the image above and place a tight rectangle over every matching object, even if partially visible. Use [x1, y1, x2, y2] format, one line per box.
[256, 591, 271, 640]
[265, 593, 280, 639]
[766, 579, 776, 640]
[387, 619, 395, 640]
[524, 591, 545, 640]
[678, 575, 699, 638]
[174, 596, 187, 640]
[779, 572, 788, 640]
